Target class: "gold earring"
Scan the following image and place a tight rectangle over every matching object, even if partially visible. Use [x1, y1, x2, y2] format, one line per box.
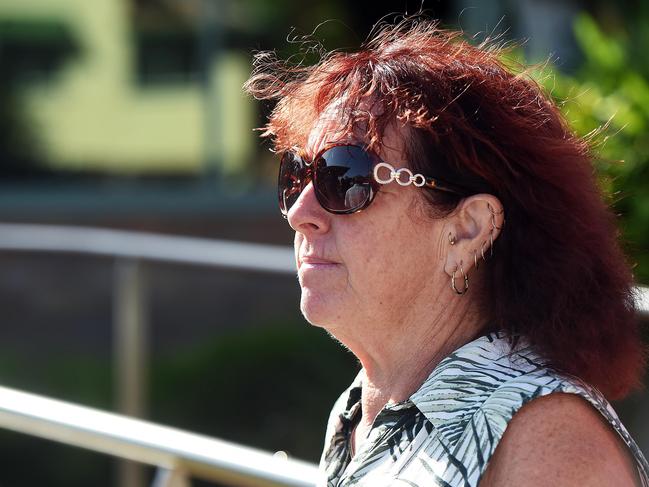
[489, 231, 494, 257]
[474, 250, 479, 270]
[480, 231, 495, 261]
[487, 202, 505, 230]
[487, 202, 504, 215]
[451, 262, 469, 295]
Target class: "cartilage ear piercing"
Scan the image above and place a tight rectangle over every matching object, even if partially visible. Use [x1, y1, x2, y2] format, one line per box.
[487, 202, 504, 230]
[489, 231, 494, 257]
[487, 202, 504, 215]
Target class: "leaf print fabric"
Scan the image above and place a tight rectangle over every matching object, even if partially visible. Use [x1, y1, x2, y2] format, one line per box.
[318, 332, 649, 487]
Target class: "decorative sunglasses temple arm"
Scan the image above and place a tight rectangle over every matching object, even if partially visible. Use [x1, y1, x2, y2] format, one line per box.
[373, 162, 466, 195]
[374, 162, 426, 186]
[423, 177, 468, 196]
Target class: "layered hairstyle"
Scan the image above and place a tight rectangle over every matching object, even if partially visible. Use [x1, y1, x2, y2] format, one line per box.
[245, 18, 645, 399]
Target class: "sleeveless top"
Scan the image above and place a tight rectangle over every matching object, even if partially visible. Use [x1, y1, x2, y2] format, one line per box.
[318, 332, 649, 487]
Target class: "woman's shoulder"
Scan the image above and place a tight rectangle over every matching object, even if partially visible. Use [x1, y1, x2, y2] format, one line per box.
[410, 332, 649, 486]
[479, 392, 641, 487]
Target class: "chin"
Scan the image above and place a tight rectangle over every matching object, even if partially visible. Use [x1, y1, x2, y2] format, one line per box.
[299, 296, 328, 327]
[299, 290, 341, 329]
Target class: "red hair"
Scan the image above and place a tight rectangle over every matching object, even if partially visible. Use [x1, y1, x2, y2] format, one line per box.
[245, 18, 645, 400]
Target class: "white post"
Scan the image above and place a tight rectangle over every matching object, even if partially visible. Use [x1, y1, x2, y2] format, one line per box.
[151, 468, 192, 487]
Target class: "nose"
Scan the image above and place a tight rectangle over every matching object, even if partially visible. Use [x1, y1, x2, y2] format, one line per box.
[287, 181, 331, 235]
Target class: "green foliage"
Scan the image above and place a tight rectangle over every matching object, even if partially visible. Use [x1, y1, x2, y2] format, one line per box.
[0, 320, 358, 485]
[535, 14, 649, 283]
[150, 322, 359, 462]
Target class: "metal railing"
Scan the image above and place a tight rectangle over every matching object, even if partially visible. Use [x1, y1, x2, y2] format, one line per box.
[0, 223, 295, 273]
[0, 222, 303, 487]
[0, 385, 318, 487]
[637, 286, 649, 318]
[0, 222, 648, 486]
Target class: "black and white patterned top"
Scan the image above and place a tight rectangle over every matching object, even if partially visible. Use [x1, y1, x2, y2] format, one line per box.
[318, 332, 649, 486]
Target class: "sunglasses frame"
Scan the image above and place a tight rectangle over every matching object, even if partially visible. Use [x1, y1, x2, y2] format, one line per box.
[278, 143, 468, 217]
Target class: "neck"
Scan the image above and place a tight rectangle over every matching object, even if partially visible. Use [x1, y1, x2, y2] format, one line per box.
[333, 288, 484, 430]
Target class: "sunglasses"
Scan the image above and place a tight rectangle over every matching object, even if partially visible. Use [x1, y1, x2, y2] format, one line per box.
[278, 144, 469, 216]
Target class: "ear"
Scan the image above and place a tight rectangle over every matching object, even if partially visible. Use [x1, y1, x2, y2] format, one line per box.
[444, 194, 504, 277]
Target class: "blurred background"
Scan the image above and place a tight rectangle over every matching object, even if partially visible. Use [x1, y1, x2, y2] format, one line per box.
[0, 0, 648, 485]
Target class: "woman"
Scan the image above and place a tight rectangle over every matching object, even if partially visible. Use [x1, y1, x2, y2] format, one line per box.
[245, 17, 649, 487]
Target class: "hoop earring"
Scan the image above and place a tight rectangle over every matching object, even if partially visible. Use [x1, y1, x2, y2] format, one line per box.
[489, 231, 494, 257]
[491, 213, 501, 231]
[487, 202, 504, 230]
[451, 262, 469, 295]
[474, 250, 479, 270]
[487, 202, 504, 215]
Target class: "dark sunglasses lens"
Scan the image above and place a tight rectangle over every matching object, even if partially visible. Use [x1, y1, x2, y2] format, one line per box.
[314, 145, 373, 213]
[278, 152, 305, 214]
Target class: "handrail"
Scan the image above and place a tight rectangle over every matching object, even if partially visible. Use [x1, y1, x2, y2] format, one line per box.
[0, 222, 647, 315]
[0, 222, 302, 486]
[637, 286, 649, 318]
[0, 385, 318, 487]
[0, 223, 295, 274]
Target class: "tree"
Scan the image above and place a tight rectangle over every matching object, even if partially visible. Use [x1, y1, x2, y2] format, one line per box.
[538, 13, 649, 284]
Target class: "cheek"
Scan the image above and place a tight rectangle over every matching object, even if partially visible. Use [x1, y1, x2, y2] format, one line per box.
[340, 222, 411, 293]
[342, 210, 438, 299]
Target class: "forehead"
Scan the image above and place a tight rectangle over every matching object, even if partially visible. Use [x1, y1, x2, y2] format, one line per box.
[305, 96, 401, 158]
[305, 98, 354, 156]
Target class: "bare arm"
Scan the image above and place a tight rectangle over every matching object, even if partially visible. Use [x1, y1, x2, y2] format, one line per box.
[479, 393, 639, 487]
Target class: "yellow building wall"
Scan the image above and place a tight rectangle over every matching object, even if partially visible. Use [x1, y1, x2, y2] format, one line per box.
[1, 0, 254, 175]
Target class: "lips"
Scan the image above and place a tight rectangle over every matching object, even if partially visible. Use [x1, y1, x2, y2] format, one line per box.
[299, 255, 339, 269]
